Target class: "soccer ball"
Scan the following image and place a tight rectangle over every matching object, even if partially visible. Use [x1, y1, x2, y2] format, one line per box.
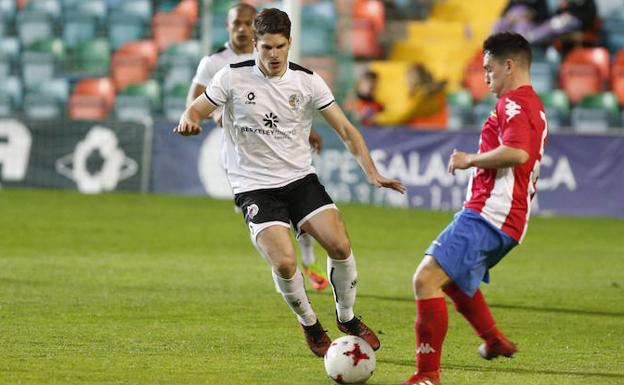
[324, 335, 376, 384]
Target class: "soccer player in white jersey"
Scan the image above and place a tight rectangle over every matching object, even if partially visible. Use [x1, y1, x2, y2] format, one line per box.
[175, 8, 406, 357]
[186, 3, 329, 291]
[400, 32, 548, 385]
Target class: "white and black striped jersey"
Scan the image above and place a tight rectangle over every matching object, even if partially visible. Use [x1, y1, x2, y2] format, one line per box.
[204, 60, 335, 194]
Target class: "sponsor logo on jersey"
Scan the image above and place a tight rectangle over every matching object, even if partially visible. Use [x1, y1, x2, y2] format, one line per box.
[245, 91, 256, 105]
[263, 112, 279, 128]
[505, 98, 521, 122]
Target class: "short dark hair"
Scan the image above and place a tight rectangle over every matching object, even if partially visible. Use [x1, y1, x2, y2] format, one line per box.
[483, 32, 532, 67]
[253, 8, 291, 39]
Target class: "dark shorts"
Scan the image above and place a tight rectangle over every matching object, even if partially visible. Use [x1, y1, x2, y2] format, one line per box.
[426, 208, 518, 296]
[234, 174, 336, 240]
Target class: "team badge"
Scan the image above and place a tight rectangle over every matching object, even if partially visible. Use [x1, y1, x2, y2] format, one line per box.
[288, 93, 302, 109]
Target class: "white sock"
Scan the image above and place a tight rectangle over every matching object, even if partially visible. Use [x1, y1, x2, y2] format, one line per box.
[298, 233, 316, 267]
[272, 268, 317, 326]
[327, 252, 357, 323]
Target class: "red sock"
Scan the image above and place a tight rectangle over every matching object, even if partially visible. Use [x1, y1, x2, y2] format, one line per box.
[415, 297, 448, 375]
[443, 283, 499, 342]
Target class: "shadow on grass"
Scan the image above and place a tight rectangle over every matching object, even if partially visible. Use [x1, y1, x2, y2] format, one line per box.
[351, 293, 624, 318]
[377, 359, 624, 380]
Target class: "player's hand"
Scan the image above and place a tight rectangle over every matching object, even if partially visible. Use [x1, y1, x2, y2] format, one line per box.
[173, 115, 202, 136]
[308, 129, 323, 153]
[368, 173, 406, 194]
[448, 149, 472, 175]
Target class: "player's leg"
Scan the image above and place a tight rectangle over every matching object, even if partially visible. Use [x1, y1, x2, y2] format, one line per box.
[297, 232, 329, 291]
[442, 283, 517, 360]
[253, 224, 331, 357]
[400, 255, 450, 385]
[299, 208, 380, 350]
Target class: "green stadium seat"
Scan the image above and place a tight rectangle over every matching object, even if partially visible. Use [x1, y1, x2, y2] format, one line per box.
[115, 80, 162, 123]
[24, 77, 69, 119]
[472, 93, 497, 129]
[0, 76, 23, 116]
[159, 40, 202, 88]
[66, 38, 110, 77]
[539, 90, 570, 131]
[16, 10, 54, 46]
[571, 92, 620, 133]
[163, 83, 190, 121]
[21, 38, 65, 90]
[446, 89, 474, 130]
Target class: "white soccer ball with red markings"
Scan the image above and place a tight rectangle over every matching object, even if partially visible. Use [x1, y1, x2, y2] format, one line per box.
[324, 335, 376, 384]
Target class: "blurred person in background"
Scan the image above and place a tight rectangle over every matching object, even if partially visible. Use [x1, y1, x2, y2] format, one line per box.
[493, 0, 551, 37]
[399, 32, 547, 385]
[176, 8, 406, 357]
[351, 70, 384, 127]
[375, 63, 447, 129]
[186, 2, 329, 291]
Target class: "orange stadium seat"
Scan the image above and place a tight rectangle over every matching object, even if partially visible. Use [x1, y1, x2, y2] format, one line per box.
[173, 0, 198, 25]
[611, 62, 624, 105]
[559, 62, 601, 104]
[152, 12, 193, 52]
[353, 0, 384, 34]
[68, 77, 115, 120]
[463, 50, 489, 102]
[564, 47, 611, 86]
[117, 40, 159, 70]
[350, 18, 381, 58]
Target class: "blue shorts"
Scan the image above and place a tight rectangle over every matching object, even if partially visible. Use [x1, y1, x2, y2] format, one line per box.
[426, 208, 517, 297]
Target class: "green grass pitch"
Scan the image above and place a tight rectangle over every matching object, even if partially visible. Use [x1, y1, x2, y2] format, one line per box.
[1, 189, 623, 385]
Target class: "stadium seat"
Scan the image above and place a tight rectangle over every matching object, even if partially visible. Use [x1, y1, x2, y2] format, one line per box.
[115, 79, 161, 123]
[62, 10, 97, 49]
[163, 83, 189, 121]
[158, 40, 202, 88]
[16, 10, 54, 46]
[68, 77, 115, 120]
[539, 90, 570, 131]
[0, 76, 23, 116]
[531, 61, 557, 95]
[559, 61, 601, 104]
[24, 77, 69, 119]
[111, 40, 157, 90]
[611, 61, 624, 105]
[21, 38, 64, 90]
[107, 12, 149, 50]
[172, 0, 198, 25]
[0, 0, 17, 27]
[152, 11, 192, 52]
[570, 92, 620, 132]
[446, 89, 474, 130]
[0, 37, 20, 79]
[24, 0, 61, 22]
[301, 22, 337, 56]
[353, 0, 384, 34]
[472, 93, 497, 128]
[349, 18, 380, 58]
[564, 47, 610, 86]
[66, 38, 110, 77]
[463, 50, 490, 102]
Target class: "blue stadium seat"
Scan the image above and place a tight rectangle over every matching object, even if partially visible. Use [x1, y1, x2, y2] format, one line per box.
[107, 12, 148, 49]
[0, 0, 16, 34]
[163, 83, 189, 121]
[0, 76, 22, 116]
[62, 10, 97, 49]
[159, 40, 202, 87]
[115, 79, 161, 123]
[0, 36, 20, 79]
[540, 90, 570, 131]
[16, 10, 54, 46]
[531, 61, 557, 95]
[602, 18, 624, 54]
[24, 0, 61, 22]
[21, 38, 65, 90]
[472, 94, 497, 129]
[24, 77, 69, 119]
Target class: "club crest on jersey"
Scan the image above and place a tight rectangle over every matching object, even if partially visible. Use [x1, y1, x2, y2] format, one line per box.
[245, 91, 256, 105]
[288, 93, 302, 110]
[245, 204, 259, 222]
[505, 98, 521, 122]
[263, 112, 279, 128]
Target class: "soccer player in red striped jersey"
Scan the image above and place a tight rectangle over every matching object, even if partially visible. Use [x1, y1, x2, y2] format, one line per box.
[400, 32, 548, 385]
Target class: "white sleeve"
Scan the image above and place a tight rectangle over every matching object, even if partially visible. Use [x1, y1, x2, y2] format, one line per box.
[192, 56, 218, 87]
[204, 66, 230, 106]
[311, 72, 335, 111]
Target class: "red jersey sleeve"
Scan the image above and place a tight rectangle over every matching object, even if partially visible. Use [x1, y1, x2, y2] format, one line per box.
[497, 96, 532, 153]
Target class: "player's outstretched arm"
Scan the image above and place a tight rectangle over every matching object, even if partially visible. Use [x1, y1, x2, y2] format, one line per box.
[448, 146, 529, 175]
[321, 103, 406, 194]
[173, 94, 217, 136]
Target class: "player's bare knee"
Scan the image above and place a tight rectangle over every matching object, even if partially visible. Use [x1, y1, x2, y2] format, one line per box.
[325, 237, 351, 260]
[412, 268, 436, 298]
[274, 258, 297, 278]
